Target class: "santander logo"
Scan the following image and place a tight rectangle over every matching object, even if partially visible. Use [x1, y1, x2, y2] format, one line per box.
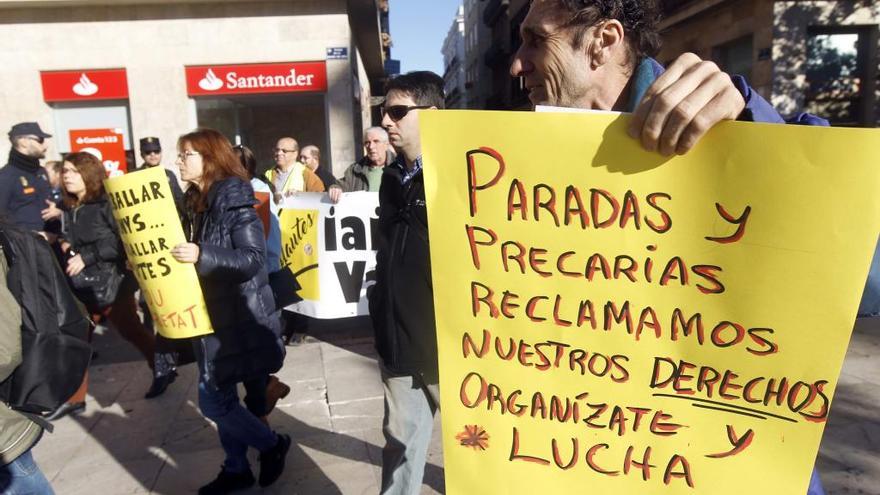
[72, 73, 99, 96]
[198, 69, 224, 91]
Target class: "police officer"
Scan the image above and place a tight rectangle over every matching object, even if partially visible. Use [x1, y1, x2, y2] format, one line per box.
[138, 136, 190, 399]
[138, 137, 183, 209]
[0, 122, 60, 237]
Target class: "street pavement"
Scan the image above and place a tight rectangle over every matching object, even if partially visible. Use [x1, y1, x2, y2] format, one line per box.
[32, 316, 880, 494]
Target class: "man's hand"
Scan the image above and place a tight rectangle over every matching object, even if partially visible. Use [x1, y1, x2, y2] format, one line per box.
[170, 242, 200, 264]
[628, 52, 746, 156]
[328, 185, 342, 204]
[41, 199, 61, 221]
[66, 253, 85, 277]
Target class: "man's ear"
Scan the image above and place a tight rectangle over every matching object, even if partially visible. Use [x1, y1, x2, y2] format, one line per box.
[590, 19, 625, 68]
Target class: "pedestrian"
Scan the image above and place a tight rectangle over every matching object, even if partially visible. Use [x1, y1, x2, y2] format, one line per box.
[49, 151, 156, 420]
[509, 1, 827, 494]
[328, 127, 393, 203]
[234, 144, 293, 425]
[298, 144, 337, 190]
[370, 71, 445, 495]
[136, 136, 189, 400]
[0, 122, 60, 238]
[171, 128, 290, 494]
[0, 222, 56, 494]
[264, 137, 324, 202]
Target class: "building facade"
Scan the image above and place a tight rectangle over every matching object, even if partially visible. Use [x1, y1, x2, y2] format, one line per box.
[0, 0, 388, 176]
[442, 4, 467, 108]
[660, 0, 878, 126]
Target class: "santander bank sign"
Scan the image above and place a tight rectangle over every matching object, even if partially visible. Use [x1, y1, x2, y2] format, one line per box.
[185, 61, 327, 96]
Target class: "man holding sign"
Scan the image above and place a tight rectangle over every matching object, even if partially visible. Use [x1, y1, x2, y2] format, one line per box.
[508, 1, 826, 493]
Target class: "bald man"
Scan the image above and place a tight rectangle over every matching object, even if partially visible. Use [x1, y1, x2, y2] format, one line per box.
[264, 137, 324, 201]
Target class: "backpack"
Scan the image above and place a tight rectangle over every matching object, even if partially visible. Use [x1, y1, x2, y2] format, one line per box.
[0, 224, 92, 414]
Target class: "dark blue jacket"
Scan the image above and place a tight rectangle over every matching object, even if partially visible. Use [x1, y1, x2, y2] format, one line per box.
[0, 150, 52, 231]
[188, 177, 284, 389]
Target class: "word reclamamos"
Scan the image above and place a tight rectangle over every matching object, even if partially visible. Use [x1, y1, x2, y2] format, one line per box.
[466, 147, 671, 233]
[470, 281, 779, 357]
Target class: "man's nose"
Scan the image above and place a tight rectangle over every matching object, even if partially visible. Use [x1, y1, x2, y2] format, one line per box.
[510, 49, 531, 77]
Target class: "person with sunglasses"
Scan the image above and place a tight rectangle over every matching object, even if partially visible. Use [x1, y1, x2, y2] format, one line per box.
[136, 136, 191, 400]
[0, 122, 60, 239]
[369, 71, 444, 495]
[263, 136, 324, 203]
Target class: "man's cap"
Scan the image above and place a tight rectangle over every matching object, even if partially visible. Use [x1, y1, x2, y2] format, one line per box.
[8, 122, 52, 139]
[139, 137, 161, 153]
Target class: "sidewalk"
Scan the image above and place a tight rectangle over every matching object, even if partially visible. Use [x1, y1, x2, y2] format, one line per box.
[32, 317, 880, 494]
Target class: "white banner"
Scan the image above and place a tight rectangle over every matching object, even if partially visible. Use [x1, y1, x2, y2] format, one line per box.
[278, 192, 378, 318]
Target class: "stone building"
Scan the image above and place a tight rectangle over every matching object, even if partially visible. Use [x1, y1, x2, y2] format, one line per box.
[0, 0, 389, 176]
[442, 5, 467, 109]
[659, 0, 878, 126]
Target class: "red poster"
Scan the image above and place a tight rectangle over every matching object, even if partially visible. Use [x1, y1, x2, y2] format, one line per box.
[41, 69, 128, 102]
[69, 129, 127, 176]
[185, 61, 327, 96]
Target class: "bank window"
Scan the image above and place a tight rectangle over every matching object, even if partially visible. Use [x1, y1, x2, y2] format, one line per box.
[712, 35, 753, 81]
[805, 26, 878, 127]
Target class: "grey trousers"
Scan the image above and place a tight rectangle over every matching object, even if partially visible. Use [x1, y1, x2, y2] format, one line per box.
[379, 364, 440, 495]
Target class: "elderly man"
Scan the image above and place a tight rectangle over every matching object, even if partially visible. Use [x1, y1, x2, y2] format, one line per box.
[264, 137, 324, 201]
[328, 126, 394, 203]
[510, 2, 826, 494]
[0, 122, 60, 237]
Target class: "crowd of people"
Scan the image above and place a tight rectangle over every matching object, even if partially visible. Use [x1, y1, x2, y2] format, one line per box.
[0, 0, 849, 494]
[0, 117, 393, 494]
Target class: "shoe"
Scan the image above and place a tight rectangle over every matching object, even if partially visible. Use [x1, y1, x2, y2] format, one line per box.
[258, 433, 291, 487]
[198, 467, 255, 495]
[287, 333, 307, 346]
[144, 369, 177, 399]
[45, 401, 85, 422]
[265, 375, 291, 414]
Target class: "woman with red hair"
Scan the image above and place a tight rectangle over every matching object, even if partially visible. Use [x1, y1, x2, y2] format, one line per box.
[170, 129, 288, 494]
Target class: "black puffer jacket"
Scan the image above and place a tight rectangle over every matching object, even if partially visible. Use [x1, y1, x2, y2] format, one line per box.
[62, 197, 125, 275]
[369, 162, 436, 380]
[187, 177, 284, 389]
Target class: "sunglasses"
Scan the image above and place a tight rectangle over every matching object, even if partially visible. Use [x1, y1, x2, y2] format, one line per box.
[143, 150, 161, 155]
[383, 105, 431, 121]
[25, 135, 45, 144]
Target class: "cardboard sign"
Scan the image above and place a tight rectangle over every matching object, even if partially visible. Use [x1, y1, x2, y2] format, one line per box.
[70, 128, 127, 176]
[421, 110, 880, 494]
[105, 166, 212, 339]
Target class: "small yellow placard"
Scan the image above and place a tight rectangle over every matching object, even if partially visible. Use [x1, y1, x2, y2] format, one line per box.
[422, 110, 880, 495]
[104, 166, 213, 339]
[279, 207, 320, 301]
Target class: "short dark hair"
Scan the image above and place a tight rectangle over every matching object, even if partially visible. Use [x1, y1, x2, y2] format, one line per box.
[557, 0, 662, 65]
[384, 71, 446, 109]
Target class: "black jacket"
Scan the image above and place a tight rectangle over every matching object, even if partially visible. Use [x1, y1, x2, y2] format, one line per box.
[62, 198, 124, 273]
[369, 161, 436, 379]
[187, 177, 284, 389]
[0, 150, 52, 232]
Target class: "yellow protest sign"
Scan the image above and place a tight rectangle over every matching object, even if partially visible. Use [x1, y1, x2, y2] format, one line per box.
[104, 166, 212, 339]
[421, 110, 880, 495]
[278, 202, 320, 301]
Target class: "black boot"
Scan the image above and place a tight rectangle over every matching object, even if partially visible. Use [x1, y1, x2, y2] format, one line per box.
[258, 433, 291, 487]
[144, 369, 177, 399]
[198, 467, 255, 495]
